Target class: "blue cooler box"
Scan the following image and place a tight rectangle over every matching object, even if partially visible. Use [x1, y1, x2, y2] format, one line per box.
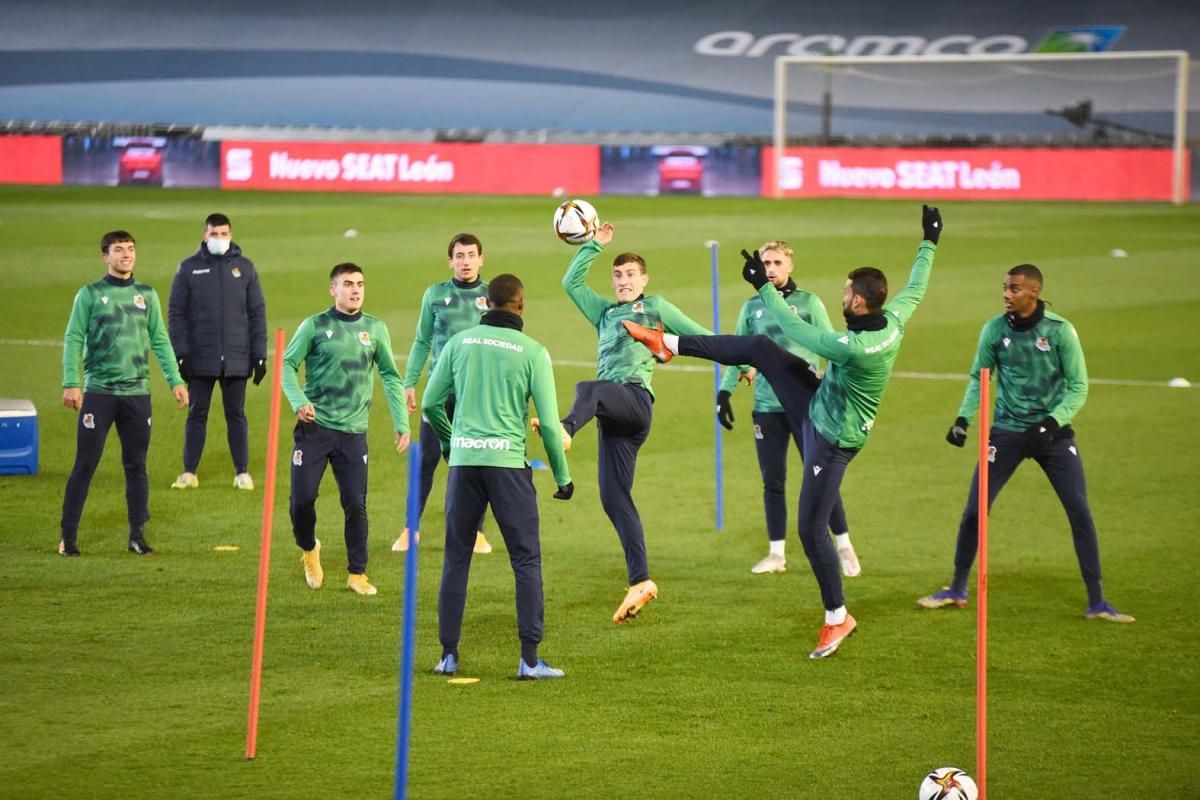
[0, 399, 38, 475]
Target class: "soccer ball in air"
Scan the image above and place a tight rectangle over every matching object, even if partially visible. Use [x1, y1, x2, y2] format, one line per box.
[919, 767, 978, 800]
[553, 199, 600, 245]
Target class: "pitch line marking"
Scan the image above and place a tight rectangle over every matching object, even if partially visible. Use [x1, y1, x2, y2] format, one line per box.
[1, 339, 1187, 389]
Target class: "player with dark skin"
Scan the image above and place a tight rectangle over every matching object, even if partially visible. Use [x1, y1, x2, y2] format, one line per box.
[921, 263, 1133, 623]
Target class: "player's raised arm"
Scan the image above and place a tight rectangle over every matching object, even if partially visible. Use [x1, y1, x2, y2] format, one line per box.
[561, 227, 614, 325]
[885, 205, 941, 325]
[746, 255, 852, 365]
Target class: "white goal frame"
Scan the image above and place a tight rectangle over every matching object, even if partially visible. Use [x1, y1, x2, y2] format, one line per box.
[773, 51, 1191, 204]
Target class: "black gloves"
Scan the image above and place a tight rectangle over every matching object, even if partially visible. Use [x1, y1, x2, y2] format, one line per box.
[922, 204, 942, 245]
[946, 417, 969, 447]
[716, 390, 734, 431]
[1022, 417, 1059, 456]
[252, 358, 267, 386]
[553, 481, 575, 501]
[177, 356, 192, 383]
[740, 249, 770, 290]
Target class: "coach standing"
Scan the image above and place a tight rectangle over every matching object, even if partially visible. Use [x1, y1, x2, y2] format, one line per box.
[168, 213, 267, 491]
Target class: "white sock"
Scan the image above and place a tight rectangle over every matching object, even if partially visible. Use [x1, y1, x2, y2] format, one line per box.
[663, 333, 679, 354]
[825, 606, 847, 626]
[769, 540, 785, 558]
[834, 532, 853, 550]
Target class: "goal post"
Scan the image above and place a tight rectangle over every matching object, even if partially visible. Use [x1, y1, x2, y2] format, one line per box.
[772, 51, 1191, 204]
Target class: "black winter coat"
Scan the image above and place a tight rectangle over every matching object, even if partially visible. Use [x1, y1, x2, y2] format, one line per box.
[168, 242, 267, 378]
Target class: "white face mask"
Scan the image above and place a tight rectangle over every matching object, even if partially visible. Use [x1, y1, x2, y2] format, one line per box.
[206, 238, 231, 257]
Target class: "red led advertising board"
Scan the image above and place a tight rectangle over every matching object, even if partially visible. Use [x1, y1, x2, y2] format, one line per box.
[220, 140, 599, 195]
[0, 135, 62, 185]
[763, 147, 1185, 201]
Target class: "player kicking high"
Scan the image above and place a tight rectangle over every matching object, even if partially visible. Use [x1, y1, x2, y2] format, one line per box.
[553, 221, 728, 624]
[918, 263, 1133, 622]
[625, 205, 941, 658]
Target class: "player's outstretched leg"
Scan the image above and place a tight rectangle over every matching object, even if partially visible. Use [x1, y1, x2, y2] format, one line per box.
[560, 380, 632, 439]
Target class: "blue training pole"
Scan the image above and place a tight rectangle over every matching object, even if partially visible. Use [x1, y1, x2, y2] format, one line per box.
[394, 441, 422, 800]
[709, 240, 724, 532]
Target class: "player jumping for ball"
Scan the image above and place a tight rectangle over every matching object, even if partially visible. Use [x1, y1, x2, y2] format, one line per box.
[625, 205, 941, 658]
[552, 221, 743, 624]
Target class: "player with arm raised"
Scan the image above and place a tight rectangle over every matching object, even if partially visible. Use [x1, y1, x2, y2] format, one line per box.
[282, 263, 411, 597]
[918, 263, 1133, 622]
[717, 240, 856, 577]
[625, 205, 941, 658]
[394, 233, 493, 556]
[555, 222, 725, 624]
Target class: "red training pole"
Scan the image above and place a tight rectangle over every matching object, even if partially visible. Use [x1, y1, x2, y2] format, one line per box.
[976, 367, 990, 799]
[246, 328, 287, 759]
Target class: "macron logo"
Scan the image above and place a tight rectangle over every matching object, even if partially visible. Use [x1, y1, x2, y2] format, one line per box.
[813, 465, 822, 476]
[453, 436, 511, 451]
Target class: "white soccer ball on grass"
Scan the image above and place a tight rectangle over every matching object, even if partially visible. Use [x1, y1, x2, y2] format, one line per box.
[919, 767, 978, 800]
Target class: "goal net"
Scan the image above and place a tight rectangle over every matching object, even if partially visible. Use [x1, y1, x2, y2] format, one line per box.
[771, 52, 1192, 203]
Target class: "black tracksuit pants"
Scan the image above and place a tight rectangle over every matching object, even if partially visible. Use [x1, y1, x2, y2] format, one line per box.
[439, 466, 543, 665]
[416, 395, 486, 533]
[752, 410, 850, 542]
[950, 427, 1106, 606]
[562, 380, 654, 585]
[289, 422, 370, 574]
[182, 374, 249, 474]
[60, 392, 152, 542]
[679, 334, 858, 611]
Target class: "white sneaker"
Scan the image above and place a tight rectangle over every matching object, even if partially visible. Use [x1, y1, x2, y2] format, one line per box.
[838, 545, 862, 578]
[233, 472, 254, 490]
[171, 472, 198, 490]
[751, 553, 787, 574]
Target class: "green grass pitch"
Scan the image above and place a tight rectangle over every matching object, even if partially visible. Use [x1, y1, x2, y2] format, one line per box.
[0, 186, 1197, 798]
